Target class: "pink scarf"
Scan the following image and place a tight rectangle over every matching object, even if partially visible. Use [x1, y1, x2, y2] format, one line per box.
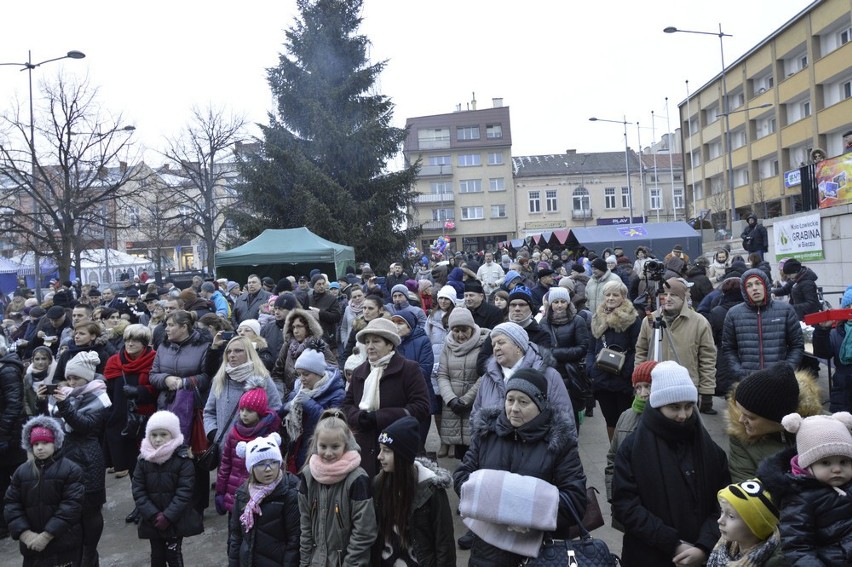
[60, 379, 107, 399]
[138, 435, 185, 465]
[308, 450, 361, 485]
[240, 471, 283, 533]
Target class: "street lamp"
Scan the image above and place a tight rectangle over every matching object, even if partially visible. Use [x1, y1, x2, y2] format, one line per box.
[589, 116, 635, 222]
[664, 24, 736, 229]
[0, 50, 86, 300]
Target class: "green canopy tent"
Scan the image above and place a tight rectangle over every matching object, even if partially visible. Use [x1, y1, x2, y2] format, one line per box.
[215, 227, 355, 283]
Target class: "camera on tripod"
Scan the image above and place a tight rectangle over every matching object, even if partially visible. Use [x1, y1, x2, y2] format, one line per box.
[643, 259, 666, 281]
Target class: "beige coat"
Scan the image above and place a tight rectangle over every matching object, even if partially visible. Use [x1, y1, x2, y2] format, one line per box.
[437, 328, 488, 445]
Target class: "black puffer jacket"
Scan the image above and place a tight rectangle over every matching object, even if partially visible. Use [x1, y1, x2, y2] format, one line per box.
[758, 447, 852, 565]
[0, 354, 25, 459]
[540, 308, 590, 395]
[131, 447, 203, 539]
[5, 415, 85, 558]
[721, 269, 804, 374]
[788, 267, 821, 320]
[686, 264, 713, 307]
[228, 472, 300, 567]
[453, 407, 587, 567]
[741, 215, 768, 253]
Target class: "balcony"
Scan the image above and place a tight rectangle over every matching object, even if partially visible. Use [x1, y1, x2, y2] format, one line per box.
[572, 209, 593, 220]
[419, 164, 453, 177]
[421, 220, 455, 231]
[415, 192, 454, 204]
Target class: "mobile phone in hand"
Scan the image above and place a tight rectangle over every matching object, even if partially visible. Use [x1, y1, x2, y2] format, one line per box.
[221, 331, 235, 341]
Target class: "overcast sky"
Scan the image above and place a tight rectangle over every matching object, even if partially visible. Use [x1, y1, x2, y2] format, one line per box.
[0, 0, 812, 167]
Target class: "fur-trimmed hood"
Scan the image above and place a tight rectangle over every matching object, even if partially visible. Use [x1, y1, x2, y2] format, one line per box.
[591, 294, 638, 338]
[284, 308, 325, 341]
[21, 415, 65, 452]
[726, 369, 823, 444]
[413, 457, 452, 510]
[470, 406, 574, 454]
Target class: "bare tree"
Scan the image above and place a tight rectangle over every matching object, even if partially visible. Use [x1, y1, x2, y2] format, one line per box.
[709, 189, 729, 238]
[752, 181, 769, 219]
[160, 105, 246, 275]
[0, 75, 141, 281]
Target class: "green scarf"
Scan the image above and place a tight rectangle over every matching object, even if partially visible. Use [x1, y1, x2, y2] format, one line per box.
[631, 396, 647, 414]
[839, 322, 852, 365]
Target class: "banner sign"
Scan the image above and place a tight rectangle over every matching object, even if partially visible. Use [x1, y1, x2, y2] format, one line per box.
[774, 212, 824, 261]
[817, 152, 852, 208]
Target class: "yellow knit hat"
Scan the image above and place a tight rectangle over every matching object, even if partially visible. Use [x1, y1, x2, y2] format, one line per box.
[717, 479, 779, 540]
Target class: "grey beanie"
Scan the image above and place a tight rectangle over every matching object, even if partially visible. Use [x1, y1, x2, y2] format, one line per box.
[391, 284, 409, 297]
[547, 287, 571, 303]
[506, 368, 549, 411]
[447, 307, 476, 330]
[490, 322, 529, 352]
[295, 348, 328, 377]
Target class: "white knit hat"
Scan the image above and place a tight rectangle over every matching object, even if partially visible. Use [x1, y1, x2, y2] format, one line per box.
[295, 348, 327, 377]
[649, 361, 697, 408]
[782, 412, 852, 469]
[238, 319, 261, 336]
[237, 432, 283, 472]
[437, 285, 458, 302]
[547, 287, 570, 303]
[65, 351, 100, 382]
[145, 411, 183, 443]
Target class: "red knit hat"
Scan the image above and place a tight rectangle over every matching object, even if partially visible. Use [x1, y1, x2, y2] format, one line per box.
[30, 426, 55, 445]
[239, 388, 269, 415]
[632, 360, 658, 386]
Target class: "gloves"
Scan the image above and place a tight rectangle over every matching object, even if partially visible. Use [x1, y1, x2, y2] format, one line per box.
[215, 494, 227, 515]
[153, 512, 171, 531]
[448, 398, 468, 416]
[19, 530, 37, 548]
[29, 532, 53, 552]
[357, 411, 376, 430]
[122, 385, 139, 399]
[206, 429, 217, 444]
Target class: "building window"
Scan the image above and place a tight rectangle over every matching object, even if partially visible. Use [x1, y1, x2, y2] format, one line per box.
[430, 182, 452, 194]
[802, 100, 811, 118]
[432, 208, 454, 221]
[707, 140, 723, 160]
[604, 187, 616, 209]
[129, 208, 140, 227]
[428, 155, 451, 166]
[688, 117, 699, 136]
[545, 190, 558, 212]
[572, 187, 589, 214]
[731, 129, 747, 150]
[457, 154, 481, 167]
[757, 116, 776, 138]
[529, 191, 541, 213]
[461, 206, 484, 220]
[843, 81, 852, 100]
[690, 149, 701, 166]
[693, 181, 704, 201]
[458, 179, 482, 193]
[674, 174, 682, 181]
[457, 126, 480, 141]
[759, 158, 780, 180]
[488, 151, 504, 165]
[650, 188, 661, 210]
[490, 204, 506, 218]
[486, 124, 503, 139]
[841, 27, 851, 46]
[674, 188, 684, 209]
[705, 104, 720, 123]
[621, 187, 630, 208]
[489, 177, 505, 192]
[418, 128, 450, 149]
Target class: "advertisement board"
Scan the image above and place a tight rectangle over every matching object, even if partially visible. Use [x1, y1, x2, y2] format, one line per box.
[773, 212, 824, 261]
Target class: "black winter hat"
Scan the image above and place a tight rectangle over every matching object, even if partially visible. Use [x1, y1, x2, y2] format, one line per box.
[506, 368, 549, 411]
[377, 416, 420, 465]
[274, 292, 298, 310]
[591, 258, 608, 272]
[464, 279, 485, 295]
[782, 259, 802, 275]
[735, 362, 799, 424]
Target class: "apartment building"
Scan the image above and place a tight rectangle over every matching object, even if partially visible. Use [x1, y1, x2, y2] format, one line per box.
[403, 99, 516, 254]
[640, 151, 686, 223]
[679, 0, 852, 228]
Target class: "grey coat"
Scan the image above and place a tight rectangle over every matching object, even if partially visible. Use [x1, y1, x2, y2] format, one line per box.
[202, 375, 282, 444]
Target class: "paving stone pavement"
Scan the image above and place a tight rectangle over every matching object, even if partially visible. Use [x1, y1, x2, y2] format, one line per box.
[0, 363, 830, 565]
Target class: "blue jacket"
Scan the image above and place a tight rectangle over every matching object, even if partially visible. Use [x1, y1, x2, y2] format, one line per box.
[397, 326, 435, 392]
[283, 370, 346, 470]
[210, 290, 230, 318]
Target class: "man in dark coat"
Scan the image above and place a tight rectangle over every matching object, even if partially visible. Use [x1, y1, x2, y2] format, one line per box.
[462, 280, 503, 331]
[773, 258, 821, 321]
[261, 293, 297, 362]
[0, 348, 26, 538]
[308, 274, 342, 349]
[232, 274, 271, 324]
[530, 268, 555, 307]
[741, 213, 768, 259]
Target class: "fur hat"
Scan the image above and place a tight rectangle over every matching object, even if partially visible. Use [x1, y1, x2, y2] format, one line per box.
[490, 322, 529, 352]
[22, 416, 64, 452]
[537, 268, 555, 279]
[632, 360, 657, 386]
[237, 432, 283, 472]
[782, 412, 852, 469]
[46, 306, 66, 320]
[718, 479, 780, 541]
[447, 307, 476, 330]
[356, 317, 401, 346]
[547, 287, 570, 303]
[238, 319, 261, 336]
[377, 416, 420, 465]
[505, 368, 549, 411]
[145, 410, 182, 441]
[295, 348, 328, 377]
[649, 361, 697, 408]
[65, 351, 100, 382]
[239, 388, 269, 415]
[735, 363, 800, 424]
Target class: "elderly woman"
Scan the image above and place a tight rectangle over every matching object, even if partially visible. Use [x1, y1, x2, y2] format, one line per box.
[270, 309, 336, 395]
[471, 322, 573, 424]
[149, 309, 211, 513]
[203, 335, 281, 449]
[103, 324, 157, 488]
[341, 317, 430, 478]
[726, 362, 821, 483]
[453, 369, 587, 565]
[437, 307, 488, 460]
[586, 280, 642, 441]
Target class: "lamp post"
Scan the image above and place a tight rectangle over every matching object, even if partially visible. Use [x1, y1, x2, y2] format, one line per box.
[664, 24, 735, 229]
[1, 50, 86, 300]
[589, 116, 635, 222]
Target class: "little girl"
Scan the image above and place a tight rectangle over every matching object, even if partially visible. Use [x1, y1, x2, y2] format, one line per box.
[298, 408, 376, 566]
[23, 346, 55, 416]
[228, 433, 300, 566]
[707, 479, 783, 566]
[759, 411, 852, 565]
[216, 388, 282, 516]
[374, 416, 456, 566]
[132, 411, 203, 566]
[5, 416, 85, 567]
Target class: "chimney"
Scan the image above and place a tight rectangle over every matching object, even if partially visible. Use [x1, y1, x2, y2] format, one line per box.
[566, 149, 577, 155]
[492, 97, 503, 108]
[471, 92, 477, 111]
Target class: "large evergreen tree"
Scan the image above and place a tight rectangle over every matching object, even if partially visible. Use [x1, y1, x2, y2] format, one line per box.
[235, 0, 419, 269]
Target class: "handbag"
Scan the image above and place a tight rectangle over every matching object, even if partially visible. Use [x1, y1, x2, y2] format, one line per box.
[196, 401, 240, 472]
[567, 486, 604, 539]
[595, 338, 626, 375]
[524, 491, 620, 567]
[120, 372, 147, 440]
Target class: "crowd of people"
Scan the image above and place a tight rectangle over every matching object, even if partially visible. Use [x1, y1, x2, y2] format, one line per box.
[0, 231, 850, 566]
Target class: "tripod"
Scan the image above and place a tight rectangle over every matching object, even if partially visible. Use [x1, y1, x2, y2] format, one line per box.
[649, 278, 681, 365]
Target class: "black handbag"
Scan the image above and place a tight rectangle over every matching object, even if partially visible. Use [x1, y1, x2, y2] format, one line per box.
[524, 492, 620, 567]
[196, 402, 240, 472]
[120, 372, 147, 440]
